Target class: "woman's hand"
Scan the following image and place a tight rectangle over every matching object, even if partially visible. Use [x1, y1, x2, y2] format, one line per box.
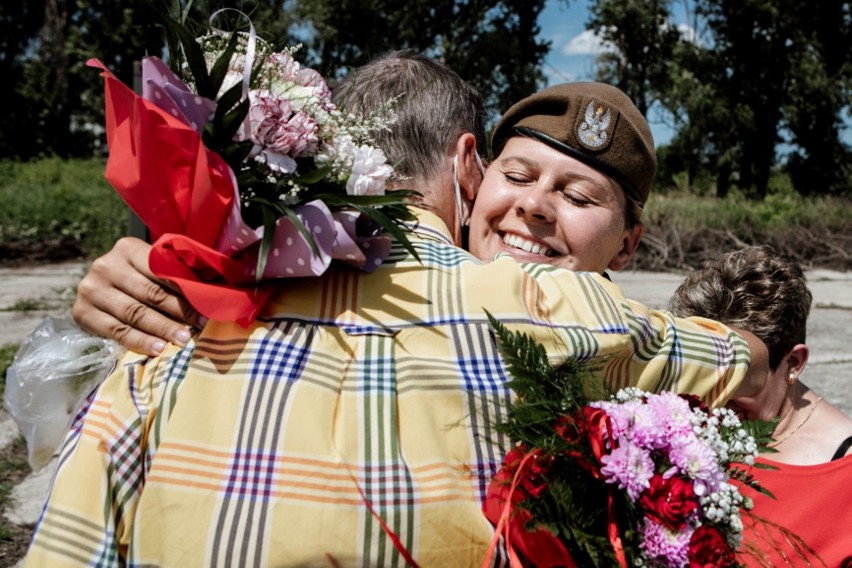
[72, 237, 204, 355]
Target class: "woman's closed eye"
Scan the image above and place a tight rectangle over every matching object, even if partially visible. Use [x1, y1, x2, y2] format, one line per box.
[503, 171, 533, 185]
[561, 191, 593, 207]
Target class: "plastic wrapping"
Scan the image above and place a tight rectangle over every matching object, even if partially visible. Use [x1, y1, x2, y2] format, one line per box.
[4, 317, 125, 471]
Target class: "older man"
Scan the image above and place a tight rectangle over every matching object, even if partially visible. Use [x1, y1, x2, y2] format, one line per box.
[26, 52, 766, 567]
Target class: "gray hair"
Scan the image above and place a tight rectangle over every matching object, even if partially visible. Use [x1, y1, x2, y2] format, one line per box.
[332, 50, 486, 188]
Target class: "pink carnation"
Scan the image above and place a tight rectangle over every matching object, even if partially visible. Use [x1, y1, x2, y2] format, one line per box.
[246, 90, 320, 172]
[297, 67, 331, 99]
[266, 52, 331, 101]
[266, 52, 300, 83]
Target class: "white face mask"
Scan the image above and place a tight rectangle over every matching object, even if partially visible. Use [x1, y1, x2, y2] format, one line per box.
[452, 150, 486, 228]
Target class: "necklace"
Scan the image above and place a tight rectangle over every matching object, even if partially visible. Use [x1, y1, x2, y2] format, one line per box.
[770, 396, 824, 447]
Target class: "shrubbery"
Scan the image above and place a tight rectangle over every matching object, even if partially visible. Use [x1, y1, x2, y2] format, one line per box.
[637, 187, 852, 271]
[0, 158, 127, 262]
[0, 158, 850, 271]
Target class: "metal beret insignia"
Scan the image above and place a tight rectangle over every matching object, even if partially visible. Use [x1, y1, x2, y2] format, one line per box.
[577, 101, 612, 150]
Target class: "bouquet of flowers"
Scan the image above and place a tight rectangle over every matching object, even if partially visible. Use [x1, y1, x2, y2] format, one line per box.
[86, 9, 418, 326]
[480, 313, 782, 567]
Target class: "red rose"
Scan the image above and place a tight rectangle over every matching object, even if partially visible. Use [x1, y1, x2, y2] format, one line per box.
[520, 452, 553, 499]
[509, 508, 575, 568]
[638, 474, 699, 530]
[555, 414, 582, 443]
[680, 393, 709, 414]
[688, 525, 736, 568]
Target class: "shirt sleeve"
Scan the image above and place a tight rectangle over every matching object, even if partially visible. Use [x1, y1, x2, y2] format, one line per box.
[24, 349, 165, 567]
[527, 266, 751, 408]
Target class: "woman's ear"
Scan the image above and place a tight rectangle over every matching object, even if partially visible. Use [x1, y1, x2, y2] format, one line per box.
[785, 344, 810, 378]
[607, 224, 643, 272]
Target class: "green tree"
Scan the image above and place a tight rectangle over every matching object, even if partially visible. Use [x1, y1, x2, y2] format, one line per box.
[2, 1, 168, 159]
[656, 0, 850, 197]
[0, 0, 48, 158]
[587, 0, 681, 116]
[781, 0, 852, 196]
[292, 0, 556, 128]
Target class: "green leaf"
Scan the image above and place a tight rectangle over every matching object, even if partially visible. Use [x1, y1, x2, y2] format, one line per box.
[248, 197, 321, 259]
[215, 78, 244, 118]
[217, 97, 250, 144]
[279, 204, 321, 259]
[219, 139, 254, 170]
[292, 164, 334, 185]
[485, 310, 553, 395]
[208, 30, 241, 96]
[160, 16, 212, 97]
[349, 204, 420, 262]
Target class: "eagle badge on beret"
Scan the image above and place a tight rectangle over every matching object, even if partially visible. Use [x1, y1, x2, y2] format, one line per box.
[578, 101, 612, 150]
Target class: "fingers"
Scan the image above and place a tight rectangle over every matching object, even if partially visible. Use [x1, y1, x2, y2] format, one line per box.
[72, 237, 204, 355]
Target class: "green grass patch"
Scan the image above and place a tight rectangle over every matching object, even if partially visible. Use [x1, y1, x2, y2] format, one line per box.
[0, 158, 129, 258]
[1, 343, 20, 400]
[0, 299, 59, 313]
[635, 190, 852, 271]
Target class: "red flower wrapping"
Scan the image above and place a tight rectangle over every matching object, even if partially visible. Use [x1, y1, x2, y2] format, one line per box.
[482, 447, 575, 567]
[638, 474, 699, 531]
[688, 526, 736, 568]
[87, 58, 392, 327]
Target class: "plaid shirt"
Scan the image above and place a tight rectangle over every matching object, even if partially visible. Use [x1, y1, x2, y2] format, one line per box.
[26, 209, 750, 567]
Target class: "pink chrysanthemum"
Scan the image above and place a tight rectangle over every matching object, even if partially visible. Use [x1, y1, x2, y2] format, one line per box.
[667, 435, 724, 495]
[599, 440, 655, 501]
[646, 392, 695, 439]
[640, 517, 693, 567]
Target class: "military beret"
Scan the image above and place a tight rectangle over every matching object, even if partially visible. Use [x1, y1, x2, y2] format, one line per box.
[492, 82, 656, 205]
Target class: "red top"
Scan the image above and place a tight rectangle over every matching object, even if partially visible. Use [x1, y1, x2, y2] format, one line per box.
[736, 454, 852, 567]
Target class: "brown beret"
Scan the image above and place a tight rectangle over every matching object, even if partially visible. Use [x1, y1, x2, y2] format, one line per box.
[492, 82, 656, 205]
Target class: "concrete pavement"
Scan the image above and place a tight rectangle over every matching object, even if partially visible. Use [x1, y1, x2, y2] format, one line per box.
[0, 261, 850, 561]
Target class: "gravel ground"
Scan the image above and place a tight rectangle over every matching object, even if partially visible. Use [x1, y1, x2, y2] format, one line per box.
[0, 262, 850, 566]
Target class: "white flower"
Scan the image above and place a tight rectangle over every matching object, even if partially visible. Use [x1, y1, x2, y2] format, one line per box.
[346, 145, 392, 196]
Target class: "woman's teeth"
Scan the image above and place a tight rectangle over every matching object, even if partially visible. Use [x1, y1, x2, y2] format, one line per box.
[502, 233, 553, 256]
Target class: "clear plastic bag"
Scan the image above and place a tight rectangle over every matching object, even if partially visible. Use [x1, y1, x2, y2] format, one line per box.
[4, 317, 125, 471]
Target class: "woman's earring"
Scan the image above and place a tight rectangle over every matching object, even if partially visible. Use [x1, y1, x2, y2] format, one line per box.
[787, 373, 797, 385]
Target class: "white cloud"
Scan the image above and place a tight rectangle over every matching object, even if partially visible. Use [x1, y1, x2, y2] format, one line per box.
[676, 23, 701, 46]
[561, 29, 615, 56]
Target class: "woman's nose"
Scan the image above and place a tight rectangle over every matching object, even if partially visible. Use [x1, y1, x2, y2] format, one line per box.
[515, 184, 555, 223]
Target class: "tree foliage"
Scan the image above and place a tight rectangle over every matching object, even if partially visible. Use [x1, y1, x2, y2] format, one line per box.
[0, 0, 554, 160]
[589, 0, 851, 197]
[291, 0, 553, 126]
[0, 0, 849, 198]
[587, 0, 681, 116]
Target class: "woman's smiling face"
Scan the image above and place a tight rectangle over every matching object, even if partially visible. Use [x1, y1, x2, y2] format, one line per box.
[468, 136, 642, 273]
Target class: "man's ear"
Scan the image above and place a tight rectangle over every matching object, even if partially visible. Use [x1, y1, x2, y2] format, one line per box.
[607, 224, 643, 272]
[453, 132, 481, 203]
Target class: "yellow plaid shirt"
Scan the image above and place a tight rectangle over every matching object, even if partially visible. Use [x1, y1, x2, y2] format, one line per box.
[26, 209, 749, 567]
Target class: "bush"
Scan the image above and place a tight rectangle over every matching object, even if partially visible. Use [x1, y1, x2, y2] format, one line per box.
[635, 191, 852, 271]
[0, 158, 128, 262]
[1, 158, 851, 272]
